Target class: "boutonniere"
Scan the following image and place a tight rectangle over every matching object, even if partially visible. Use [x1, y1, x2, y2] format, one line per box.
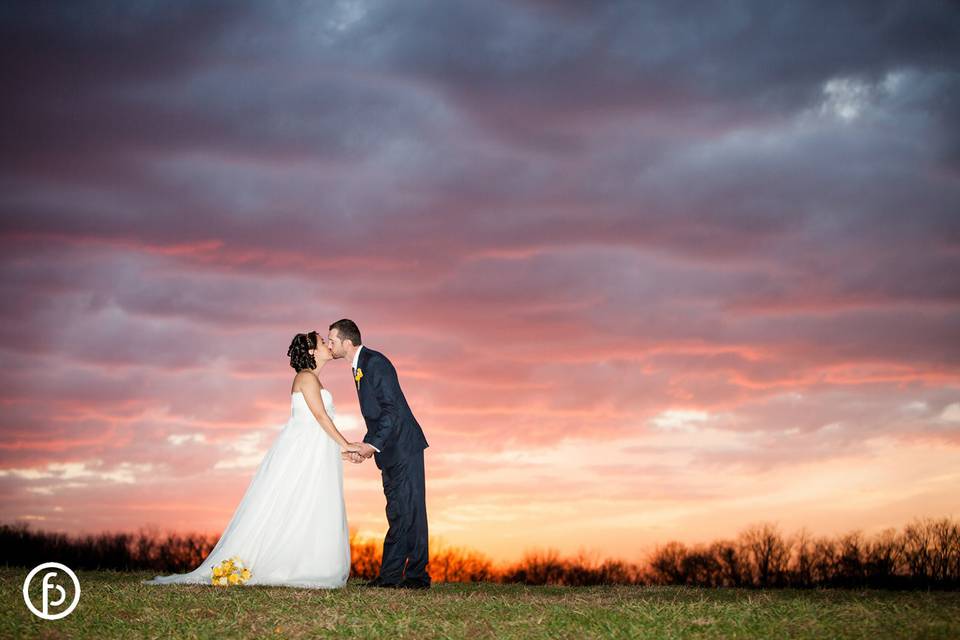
[355, 367, 363, 387]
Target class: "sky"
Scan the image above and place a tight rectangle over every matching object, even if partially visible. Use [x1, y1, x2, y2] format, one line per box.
[1, 1, 959, 564]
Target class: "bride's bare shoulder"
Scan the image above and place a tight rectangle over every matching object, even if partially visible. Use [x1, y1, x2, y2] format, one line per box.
[292, 372, 321, 394]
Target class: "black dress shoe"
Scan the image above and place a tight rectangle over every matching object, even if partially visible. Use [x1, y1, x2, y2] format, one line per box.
[398, 579, 431, 590]
[365, 578, 401, 588]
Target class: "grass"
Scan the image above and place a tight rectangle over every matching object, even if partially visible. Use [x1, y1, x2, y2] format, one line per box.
[2, 569, 959, 639]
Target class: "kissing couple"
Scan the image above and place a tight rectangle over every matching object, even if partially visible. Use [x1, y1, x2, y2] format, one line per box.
[145, 319, 430, 589]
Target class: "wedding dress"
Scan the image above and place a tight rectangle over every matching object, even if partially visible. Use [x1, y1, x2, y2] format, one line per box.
[143, 388, 350, 588]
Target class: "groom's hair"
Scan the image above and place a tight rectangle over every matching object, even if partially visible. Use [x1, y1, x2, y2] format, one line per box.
[329, 319, 362, 346]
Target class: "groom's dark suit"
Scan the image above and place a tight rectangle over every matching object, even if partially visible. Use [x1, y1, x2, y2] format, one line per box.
[354, 346, 430, 586]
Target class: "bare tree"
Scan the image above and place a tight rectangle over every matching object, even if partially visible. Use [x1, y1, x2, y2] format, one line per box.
[646, 541, 688, 585]
[789, 528, 814, 587]
[864, 528, 902, 587]
[709, 540, 745, 587]
[738, 523, 790, 587]
[901, 518, 935, 585]
[930, 518, 960, 585]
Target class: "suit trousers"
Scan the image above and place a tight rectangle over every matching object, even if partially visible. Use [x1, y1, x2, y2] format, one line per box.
[378, 449, 430, 585]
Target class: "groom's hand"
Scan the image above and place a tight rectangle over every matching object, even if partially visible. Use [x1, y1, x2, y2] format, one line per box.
[351, 442, 377, 459]
[342, 451, 364, 464]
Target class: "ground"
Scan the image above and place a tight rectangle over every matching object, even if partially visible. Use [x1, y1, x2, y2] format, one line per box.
[2, 569, 959, 639]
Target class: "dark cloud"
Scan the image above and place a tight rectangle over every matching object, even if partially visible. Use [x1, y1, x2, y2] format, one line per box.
[338, 1, 960, 138]
[0, 1, 958, 546]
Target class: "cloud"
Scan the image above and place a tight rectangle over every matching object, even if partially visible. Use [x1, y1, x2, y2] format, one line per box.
[0, 460, 155, 485]
[940, 402, 960, 423]
[167, 433, 207, 446]
[649, 409, 711, 433]
[0, 0, 958, 558]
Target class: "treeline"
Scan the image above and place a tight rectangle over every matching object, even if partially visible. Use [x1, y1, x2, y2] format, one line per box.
[2, 518, 957, 589]
[0, 524, 219, 573]
[645, 520, 959, 589]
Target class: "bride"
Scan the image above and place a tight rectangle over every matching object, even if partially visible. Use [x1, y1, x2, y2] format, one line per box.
[144, 331, 360, 588]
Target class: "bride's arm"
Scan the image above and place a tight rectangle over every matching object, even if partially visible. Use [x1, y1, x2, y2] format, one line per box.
[299, 376, 359, 451]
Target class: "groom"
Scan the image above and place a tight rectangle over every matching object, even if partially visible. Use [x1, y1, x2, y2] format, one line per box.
[327, 319, 431, 589]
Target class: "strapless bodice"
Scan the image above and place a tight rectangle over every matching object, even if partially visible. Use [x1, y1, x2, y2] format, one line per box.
[291, 388, 335, 421]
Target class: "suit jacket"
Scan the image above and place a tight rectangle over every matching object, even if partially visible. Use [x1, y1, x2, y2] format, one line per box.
[355, 347, 428, 469]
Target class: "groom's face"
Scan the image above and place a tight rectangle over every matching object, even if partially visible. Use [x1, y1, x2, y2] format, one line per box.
[327, 329, 348, 359]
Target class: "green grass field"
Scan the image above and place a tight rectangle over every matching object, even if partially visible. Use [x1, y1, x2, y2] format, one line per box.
[2, 568, 959, 639]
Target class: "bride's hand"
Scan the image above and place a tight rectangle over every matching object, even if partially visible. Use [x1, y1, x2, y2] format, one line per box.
[343, 442, 363, 453]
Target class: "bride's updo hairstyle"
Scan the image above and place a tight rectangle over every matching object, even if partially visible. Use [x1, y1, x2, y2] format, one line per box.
[287, 331, 319, 372]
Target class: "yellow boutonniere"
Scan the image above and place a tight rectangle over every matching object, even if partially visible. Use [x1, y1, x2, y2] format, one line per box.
[355, 367, 364, 386]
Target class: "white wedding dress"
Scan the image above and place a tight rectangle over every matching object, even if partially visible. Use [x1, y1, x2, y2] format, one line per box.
[143, 389, 350, 589]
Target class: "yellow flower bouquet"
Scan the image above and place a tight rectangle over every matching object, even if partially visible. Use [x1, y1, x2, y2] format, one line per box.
[211, 556, 251, 587]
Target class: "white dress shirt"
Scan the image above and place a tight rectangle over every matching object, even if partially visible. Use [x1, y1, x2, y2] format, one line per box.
[351, 344, 363, 373]
[351, 345, 379, 453]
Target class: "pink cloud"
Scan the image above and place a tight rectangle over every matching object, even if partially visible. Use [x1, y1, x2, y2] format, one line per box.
[2, 0, 959, 562]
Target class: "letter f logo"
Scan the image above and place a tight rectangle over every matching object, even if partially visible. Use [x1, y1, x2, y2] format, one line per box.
[42, 571, 67, 611]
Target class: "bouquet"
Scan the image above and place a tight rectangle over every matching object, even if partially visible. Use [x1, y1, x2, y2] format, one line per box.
[211, 556, 251, 587]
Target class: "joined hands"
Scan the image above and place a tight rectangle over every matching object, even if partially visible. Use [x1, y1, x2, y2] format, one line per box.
[341, 442, 376, 464]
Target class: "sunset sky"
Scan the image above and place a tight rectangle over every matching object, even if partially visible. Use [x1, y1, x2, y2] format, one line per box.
[1, 1, 959, 564]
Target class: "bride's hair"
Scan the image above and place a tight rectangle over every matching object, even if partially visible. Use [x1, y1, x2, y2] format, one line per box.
[287, 331, 319, 372]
